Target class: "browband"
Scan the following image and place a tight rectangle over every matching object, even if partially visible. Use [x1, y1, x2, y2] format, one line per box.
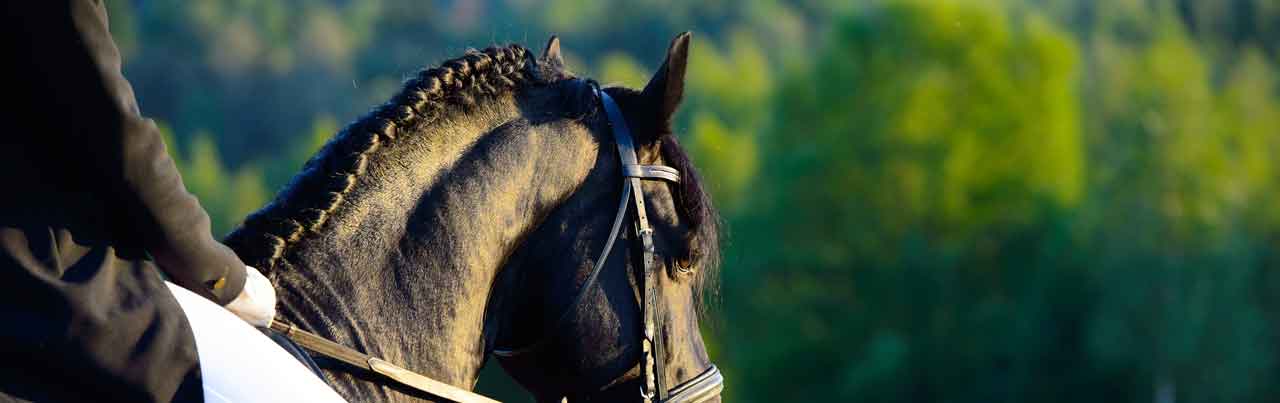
[624, 164, 680, 183]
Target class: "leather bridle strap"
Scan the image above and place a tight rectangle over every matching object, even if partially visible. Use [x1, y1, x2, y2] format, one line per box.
[490, 87, 680, 360]
[666, 365, 724, 403]
[622, 164, 681, 183]
[596, 87, 668, 403]
[491, 84, 723, 403]
[268, 320, 499, 403]
[491, 86, 693, 403]
[595, 87, 723, 403]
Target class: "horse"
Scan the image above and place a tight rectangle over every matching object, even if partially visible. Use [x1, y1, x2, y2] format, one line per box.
[223, 33, 723, 403]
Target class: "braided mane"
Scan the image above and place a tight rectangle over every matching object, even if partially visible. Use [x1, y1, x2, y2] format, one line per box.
[225, 45, 536, 272]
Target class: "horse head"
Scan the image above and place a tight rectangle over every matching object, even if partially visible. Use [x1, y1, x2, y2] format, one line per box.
[491, 33, 724, 402]
[226, 33, 721, 403]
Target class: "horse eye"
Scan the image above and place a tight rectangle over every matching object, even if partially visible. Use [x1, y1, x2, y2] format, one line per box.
[673, 256, 695, 275]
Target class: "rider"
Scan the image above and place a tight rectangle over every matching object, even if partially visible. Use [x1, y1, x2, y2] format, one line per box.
[0, 1, 339, 402]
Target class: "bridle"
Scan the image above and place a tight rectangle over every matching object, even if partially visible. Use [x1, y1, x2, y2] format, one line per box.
[491, 84, 723, 403]
[492, 84, 724, 403]
[269, 83, 723, 403]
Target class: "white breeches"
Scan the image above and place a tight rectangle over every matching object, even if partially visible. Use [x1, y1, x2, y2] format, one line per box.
[166, 282, 348, 403]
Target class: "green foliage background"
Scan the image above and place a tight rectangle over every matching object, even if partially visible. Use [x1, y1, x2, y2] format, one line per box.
[108, 0, 1280, 401]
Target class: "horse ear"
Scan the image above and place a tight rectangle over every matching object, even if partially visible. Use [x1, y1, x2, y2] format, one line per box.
[642, 32, 691, 123]
[541, 35, 564, 67]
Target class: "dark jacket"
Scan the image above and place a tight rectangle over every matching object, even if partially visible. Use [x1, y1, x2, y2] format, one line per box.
[0, 1, 248, 401]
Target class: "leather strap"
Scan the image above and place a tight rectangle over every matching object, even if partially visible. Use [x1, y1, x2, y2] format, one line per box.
[623, 164, 680, 183]
[270, 321, 372, 370]
[493, 84, 721, 402]
[596, 88, 668, 402]
[666, 365, 724, 403]
[269, 321, 500, 403]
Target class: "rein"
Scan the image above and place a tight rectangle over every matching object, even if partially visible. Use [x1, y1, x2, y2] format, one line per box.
[268, 84, 722, 403]
[268, 320, 499, 403]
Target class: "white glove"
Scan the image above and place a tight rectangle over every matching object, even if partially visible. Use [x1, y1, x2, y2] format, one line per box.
[224, 266, 278, 328]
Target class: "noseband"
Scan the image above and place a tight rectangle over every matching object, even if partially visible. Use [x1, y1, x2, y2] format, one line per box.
[492, 85, 724, 403]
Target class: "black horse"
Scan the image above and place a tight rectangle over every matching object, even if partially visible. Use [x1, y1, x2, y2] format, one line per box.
[224, 33, 722, 403]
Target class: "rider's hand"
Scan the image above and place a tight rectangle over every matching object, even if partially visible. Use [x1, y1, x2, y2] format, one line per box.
[224, 266, 277, 328]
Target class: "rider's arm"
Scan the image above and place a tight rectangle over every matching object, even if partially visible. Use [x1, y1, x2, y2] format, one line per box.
[58, 0, 248, 305]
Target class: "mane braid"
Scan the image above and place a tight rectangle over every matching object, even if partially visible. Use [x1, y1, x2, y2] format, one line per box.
[225, 45, 534, 272]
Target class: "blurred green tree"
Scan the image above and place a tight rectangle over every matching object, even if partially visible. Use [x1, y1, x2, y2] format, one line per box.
[1077, 9, 1279, 402]
[727, 1, 1085, 401]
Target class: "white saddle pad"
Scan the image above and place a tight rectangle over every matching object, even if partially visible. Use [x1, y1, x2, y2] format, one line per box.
[166, 282, 348, 403]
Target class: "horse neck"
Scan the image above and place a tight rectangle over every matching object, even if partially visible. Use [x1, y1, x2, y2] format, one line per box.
[251, 95, 589, 401]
